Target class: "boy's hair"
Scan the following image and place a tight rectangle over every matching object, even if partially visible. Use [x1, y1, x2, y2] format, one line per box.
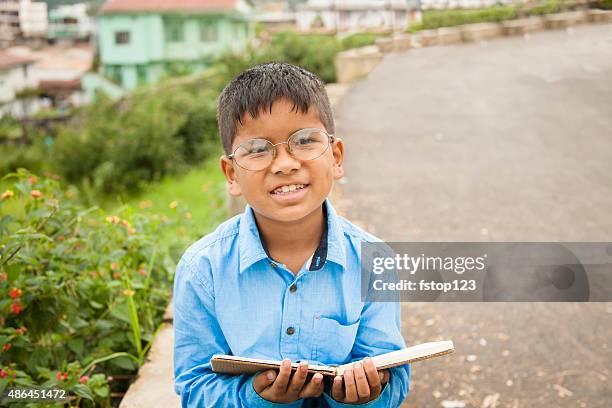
[217, 62, 335, 155]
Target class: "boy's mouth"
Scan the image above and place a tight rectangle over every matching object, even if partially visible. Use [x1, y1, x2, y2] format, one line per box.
[270, 183, 309, 196]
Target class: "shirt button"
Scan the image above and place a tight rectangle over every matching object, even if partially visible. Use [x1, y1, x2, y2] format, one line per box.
[286, 327, 295, 335]
[289, 283, 297, 293]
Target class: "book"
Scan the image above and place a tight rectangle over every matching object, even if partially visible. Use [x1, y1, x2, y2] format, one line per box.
[211, 340, 454, 377]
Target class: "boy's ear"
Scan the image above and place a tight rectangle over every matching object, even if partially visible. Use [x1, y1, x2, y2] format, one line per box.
[331, 137, 345, 180]
[220, 155, 242, 197]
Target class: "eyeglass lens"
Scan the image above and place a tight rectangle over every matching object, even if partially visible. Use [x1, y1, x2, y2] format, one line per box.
[233, 129, 330, 170]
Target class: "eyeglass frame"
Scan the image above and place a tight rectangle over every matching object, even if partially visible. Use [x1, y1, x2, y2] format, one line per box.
[227, 127, 336, 171]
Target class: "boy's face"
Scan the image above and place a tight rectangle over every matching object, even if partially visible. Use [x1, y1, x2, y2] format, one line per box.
[220, 98, 344, 224]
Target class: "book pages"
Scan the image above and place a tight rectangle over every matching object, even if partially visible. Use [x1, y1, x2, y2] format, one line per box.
[335, 341, 455, 376]
[211, 355, 336, 376]
[211, 340, 454, 377]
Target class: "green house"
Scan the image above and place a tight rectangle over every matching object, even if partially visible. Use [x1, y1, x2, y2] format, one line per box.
[97, 0, 255, 90]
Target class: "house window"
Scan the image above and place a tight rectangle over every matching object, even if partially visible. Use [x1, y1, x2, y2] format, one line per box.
[115, 31, 130, 44]
[165, 18, 184, 42]
[200, 21, 217, 42]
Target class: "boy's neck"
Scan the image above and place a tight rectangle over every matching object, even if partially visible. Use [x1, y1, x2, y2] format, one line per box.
[254, 204, 325, 261]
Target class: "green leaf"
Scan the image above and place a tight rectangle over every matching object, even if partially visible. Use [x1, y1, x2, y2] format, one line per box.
[69, 316, 90, 330]
[89, 300, 104, 309]
[109, 301, 131, 324]
[68, 338, 85, 356]
[110, 355, 136, 370]
[94, 385, 109, 398]
[94, 319, 114, 331]
[0, 378, 8, 395]
[72, 383, 95, 401]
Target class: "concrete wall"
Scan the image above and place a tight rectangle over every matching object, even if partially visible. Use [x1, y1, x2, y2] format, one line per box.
[0, 63, 36, 104]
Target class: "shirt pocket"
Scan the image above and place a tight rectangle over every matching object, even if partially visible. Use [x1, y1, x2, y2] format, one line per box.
[313, 316, 360, 365]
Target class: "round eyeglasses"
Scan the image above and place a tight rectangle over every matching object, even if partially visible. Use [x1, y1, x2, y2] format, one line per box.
[228, 128, 335, 171]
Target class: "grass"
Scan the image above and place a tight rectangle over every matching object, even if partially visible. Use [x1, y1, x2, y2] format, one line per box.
[1, 151, 229, 260]
[104, 152, 228, 245]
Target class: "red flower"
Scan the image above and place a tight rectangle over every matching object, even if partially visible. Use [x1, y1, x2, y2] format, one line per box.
[2, 343, 11, 352]
[0, 369, 7, 378]
[63, 372, 69, 380]
[15, 326, 27, 334]
[138, 268, 147, 277]
[0, 272, 7, 281]
[30, 190, 42, 199]
[56, 371, 62, 381]
[79, 375, 89, 384]
[8, 288, 22, 299]
[113, 272, 121, 280]
[10, 302, 21, 315]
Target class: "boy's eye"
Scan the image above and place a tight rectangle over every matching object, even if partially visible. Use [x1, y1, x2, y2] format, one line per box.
[247, 146, 269, 154]
[293, 131, 324, 148]
[241, 139, 270, 155]
[296, 137, 315, 145]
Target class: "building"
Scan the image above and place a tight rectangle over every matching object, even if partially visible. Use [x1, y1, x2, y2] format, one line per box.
[0, 50, 38, 117]
[48, 3, 95, 43]
[96, 0, 255, 90]
[252, 2, 297, 31]
[2, 45, 95, 113]
[0, 0, 48, 47]
[296, 0, 420, 32]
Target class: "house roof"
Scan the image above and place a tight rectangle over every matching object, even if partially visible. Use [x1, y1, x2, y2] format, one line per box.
[39, 78, 82, 92]
[101, 0, 240, 13]
[0, 52, 37, 70]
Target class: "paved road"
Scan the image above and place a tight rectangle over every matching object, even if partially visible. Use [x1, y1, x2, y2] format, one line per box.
[332, 24, 612, 407]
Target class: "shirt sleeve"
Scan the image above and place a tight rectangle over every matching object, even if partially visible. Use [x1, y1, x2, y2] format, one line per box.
[322, 300, 411, 408]
[173, 254, 304, 408]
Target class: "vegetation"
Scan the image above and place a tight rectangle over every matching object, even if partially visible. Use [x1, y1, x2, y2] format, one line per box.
[0, 169, 201, 406]
[406, 0, 599, 32]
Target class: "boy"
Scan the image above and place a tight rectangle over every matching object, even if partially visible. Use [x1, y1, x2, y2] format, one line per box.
[173, 62, 410, 407]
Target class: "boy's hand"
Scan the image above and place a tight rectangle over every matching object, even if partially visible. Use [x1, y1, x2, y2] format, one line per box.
[253, 359, 325, 403]
[331, 357, 390, 404]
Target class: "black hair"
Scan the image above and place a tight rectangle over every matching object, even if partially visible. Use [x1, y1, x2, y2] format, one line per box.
[216, 62, 334, 155]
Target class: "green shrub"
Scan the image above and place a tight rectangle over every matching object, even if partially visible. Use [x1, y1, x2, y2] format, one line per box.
[528, 0, 561, 15]
[51, 85, 220, 196]
[0, 141, 48, 177]
[0, 116, 22, 144]
[0, 169, 187, 406]
[421, 5, 518, 29]
[341, 32, 385, 50]
[270, 31, 343, 83]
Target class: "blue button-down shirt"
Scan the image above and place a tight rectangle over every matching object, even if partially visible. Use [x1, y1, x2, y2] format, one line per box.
[173, 199, 410, 407]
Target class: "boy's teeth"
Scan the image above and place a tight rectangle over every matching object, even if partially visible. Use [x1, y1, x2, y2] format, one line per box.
[273, 184, 306, 194]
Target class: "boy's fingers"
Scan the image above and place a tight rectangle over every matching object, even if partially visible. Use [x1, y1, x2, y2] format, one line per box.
[343, 369, 358, 403]
[271, 359, 292, 393]
[363, 357, 382, 396]
[287, 361, 309, 395]
[331, 376, 344, 401]
[298, 373, 324, 398]
[252, 370, 276, 393]
[380, 369, 390, 385]
[353, 362, 370, 399]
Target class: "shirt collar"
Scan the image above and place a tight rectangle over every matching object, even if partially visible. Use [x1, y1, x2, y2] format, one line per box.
[238, 198, 346, 274]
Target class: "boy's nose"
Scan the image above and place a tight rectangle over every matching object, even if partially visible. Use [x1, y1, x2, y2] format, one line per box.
[269, 143, 301, 174]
